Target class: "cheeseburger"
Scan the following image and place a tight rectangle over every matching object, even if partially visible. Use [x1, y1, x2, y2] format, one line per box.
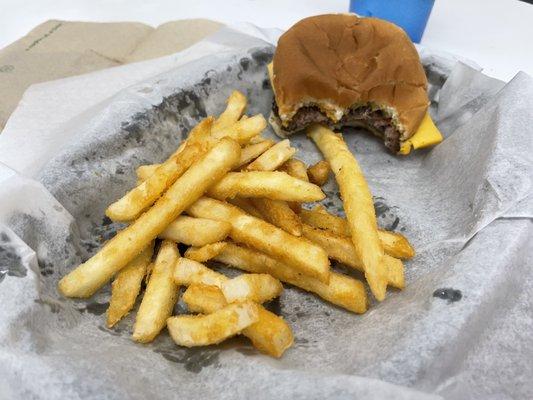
[269, 14, 443, 154]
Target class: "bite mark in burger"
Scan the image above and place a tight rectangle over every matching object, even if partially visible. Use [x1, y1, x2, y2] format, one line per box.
[268, 14, 443, 154]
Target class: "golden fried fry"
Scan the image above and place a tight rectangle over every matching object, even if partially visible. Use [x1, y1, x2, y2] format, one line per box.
[279, 158, 309, 181]
[174, 257, 227, 288]
[308, 124, 388, 301]
[307, 160, 331, 186]
[246, 139, 296, 171]
[213, 90, 247, 130]
[106, 118, 213, 222]
[106, 243, 154, 328]
[58, 138, 240, 298]
[167, 301, 259, 347]
[211, 114, 267, 143]
[183, 284, 293, 357]
[222, 273, 283, 304]
[300, 206, 415, 259]
[187, 198, 330, 283]
[159, 216, 231, 246]
[136, 164, 160, 182]
[236, 140, 275, 168]
[250, 198, 302, 236]
[214, 243, 367, 313]
[209, 171, 325, 202]
[132, 241, 179, 343]
[184, 242, 228, 262]
[227, 197, 264, 218]
[301, 224, 404, 289]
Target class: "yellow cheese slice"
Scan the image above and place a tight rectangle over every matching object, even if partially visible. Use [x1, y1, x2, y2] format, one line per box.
[398, 112, 443, 155]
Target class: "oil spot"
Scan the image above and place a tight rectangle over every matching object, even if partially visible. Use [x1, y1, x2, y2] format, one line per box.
[239, 57, 250, 71]
[155, 347, 220, 373]
[0, 233, 27, 283]
[250, 49, 273, 66]
[433, 288, 462, 303]
[262, 78, 270, 90]
[80, 302, 109, 315]
[389, 217, 400, 231]
[264, 297, 282, 316]
[296, 311, 307, 318]
[373, 197, 390, 217]
[98, 324, 126, 337]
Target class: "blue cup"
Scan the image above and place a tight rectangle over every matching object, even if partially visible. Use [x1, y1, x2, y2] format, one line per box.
[349, 0, 435, 43]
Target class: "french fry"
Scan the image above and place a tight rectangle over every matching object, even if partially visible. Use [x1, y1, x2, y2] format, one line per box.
[187, 198, 330, 283]
[236, 140, 275, 168]
[106, 243, 154, 328]
[250, 198, 302, 236]
[167, 301, 259, 347]
[307, 160, 331, 186]
[208, 171, 325, 202]
[136, 164, 160, 182]
[227, 197, 264, 219]
[183, 284, 294, 357]
[308, 124, 388, 301]
[300, 206, 415, 259]
[175, 258, 282, 303]
[159, 216, 231, 246]
[132, 241, 179, 343]
[106, 118, 213, 222]
[246, 139, 296, 171]
[210, 114, 267, 144]
[248, 134, 267, 144]
[301, 224, 404, 289]
[58, 138, 240, 298]
[174, 257, 227, 288]
[214, 243, 367, 313]
[212, 90, 247, 130]
[222, 273, 283, 304]
[279, 158, 309, 182]
[184, 242, 228, 262]
[183, 284, 227, 314]
[106, 115, 265, 222]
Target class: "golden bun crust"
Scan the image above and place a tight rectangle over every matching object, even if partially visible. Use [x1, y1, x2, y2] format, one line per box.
[272, 14, 429, 139]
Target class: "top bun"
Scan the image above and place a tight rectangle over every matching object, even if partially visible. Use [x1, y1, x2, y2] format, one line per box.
[271, 14, 429, 146]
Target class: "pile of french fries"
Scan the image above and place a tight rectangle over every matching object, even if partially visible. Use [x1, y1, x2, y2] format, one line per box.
[58, 91, 415, 358]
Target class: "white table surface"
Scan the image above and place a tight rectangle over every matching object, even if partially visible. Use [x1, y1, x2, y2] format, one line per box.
[2, 0, 532, 82]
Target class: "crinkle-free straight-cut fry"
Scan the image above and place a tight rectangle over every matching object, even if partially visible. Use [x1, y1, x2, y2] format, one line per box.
[187, 197, 330, 283]
[167, 301, 259, 347]
[175, 257, 282, 303]
[251, 198, 302, 236]
[227, 197, 264, 218]
[159, 216, 231, 246]
[106, 114, 265, 222]
[58, 138, 240, 298]
[236, 140, 275, 168]
[106, 243, 154, 328]
[212, 90, 247, 130]
[184, 242, 228, 262]
[301, 224, 405, 289]
[214, 243, 367, 313]
[132, 240, 180, 343]
[299, 206, 415, 259]
[308, 124, 388, 301]
[246, 139, 296, 171]
[208, 171, 325, 202]
[106, 118, 213, 222]
[136, 163, 160, 182]
[222, 273, 283, 304]
[174, 259, 293, 357]
[183, 284, 294, 358]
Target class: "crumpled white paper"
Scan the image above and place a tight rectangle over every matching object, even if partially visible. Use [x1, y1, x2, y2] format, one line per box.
[0, 26, 532, 400]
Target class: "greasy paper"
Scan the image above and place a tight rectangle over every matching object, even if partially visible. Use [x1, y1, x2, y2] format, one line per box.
[0, 27, 532, 400]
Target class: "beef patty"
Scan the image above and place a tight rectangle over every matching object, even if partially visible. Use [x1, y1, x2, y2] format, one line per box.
[272, 103, 401, 152]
